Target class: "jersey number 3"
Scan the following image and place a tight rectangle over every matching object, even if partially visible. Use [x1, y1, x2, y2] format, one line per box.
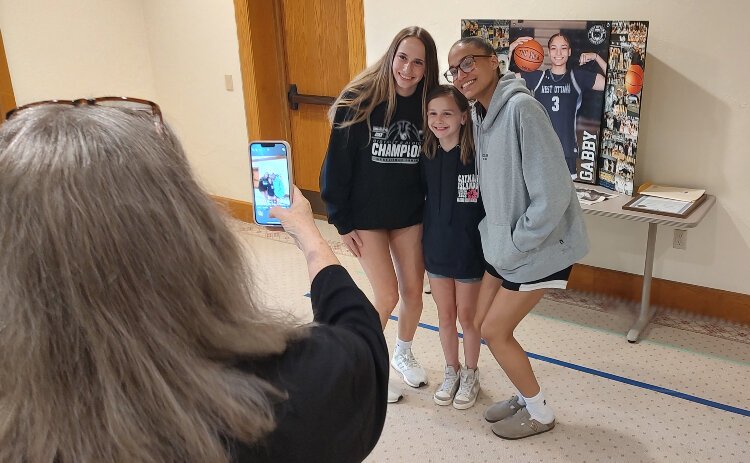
[551, 96, 560, 112]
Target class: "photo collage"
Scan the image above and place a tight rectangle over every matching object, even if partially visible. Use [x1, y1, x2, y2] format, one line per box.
[460, 19, 649, 194]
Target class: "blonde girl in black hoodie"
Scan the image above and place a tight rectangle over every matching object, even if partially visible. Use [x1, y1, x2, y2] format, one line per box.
[320, 26, 439, 403]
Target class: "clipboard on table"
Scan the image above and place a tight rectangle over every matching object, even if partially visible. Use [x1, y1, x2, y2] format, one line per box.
[622, 192, 707, 218]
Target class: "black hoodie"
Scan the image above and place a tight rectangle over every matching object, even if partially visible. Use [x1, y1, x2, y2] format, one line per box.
[320, 86, 425, 235]
[421, 145, 485, 279]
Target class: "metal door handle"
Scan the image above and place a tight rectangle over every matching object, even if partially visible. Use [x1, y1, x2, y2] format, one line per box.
[287, 84, 335, 110]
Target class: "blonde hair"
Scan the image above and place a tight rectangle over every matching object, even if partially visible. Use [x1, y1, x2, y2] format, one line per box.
[0, 105, 302, 463]
[422, 85, 475, 165]
[327, 26, 439, 130]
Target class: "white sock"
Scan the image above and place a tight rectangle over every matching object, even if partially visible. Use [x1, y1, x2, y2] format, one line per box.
[523, 390, 555, 424]
[395, 338, 412, 355]
[515, 388, 526, 406]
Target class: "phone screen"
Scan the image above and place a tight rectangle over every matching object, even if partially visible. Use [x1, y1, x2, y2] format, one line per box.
[249, 141, 292, 226]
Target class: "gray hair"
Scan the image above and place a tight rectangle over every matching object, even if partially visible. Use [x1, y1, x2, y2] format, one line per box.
[0, 105, 301, 463]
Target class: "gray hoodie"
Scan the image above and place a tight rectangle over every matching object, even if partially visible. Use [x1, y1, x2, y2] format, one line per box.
[473, 73, 589, 282]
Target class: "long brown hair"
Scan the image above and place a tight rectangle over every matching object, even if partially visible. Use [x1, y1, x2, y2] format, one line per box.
[422, 85, 475, 165]
[328, 26, 439, 130]
[0, 105, 302, 463]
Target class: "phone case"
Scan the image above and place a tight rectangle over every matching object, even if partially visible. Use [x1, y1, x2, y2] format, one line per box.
[248, 140, 294, 226]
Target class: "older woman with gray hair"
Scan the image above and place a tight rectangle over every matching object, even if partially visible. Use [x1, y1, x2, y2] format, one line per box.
[0, 100, 388, 463]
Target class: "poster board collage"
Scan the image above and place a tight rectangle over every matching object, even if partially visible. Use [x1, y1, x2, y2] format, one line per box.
[460, 20, 649, 195]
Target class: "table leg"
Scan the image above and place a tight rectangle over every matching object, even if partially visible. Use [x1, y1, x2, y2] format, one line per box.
[627, 222, 658, 343]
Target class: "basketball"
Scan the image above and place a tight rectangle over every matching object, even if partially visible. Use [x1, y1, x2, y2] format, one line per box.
[513, 39, 544, 72]
[625, 64, 644, 94]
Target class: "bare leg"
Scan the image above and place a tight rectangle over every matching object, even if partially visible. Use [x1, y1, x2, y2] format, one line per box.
[455, 280, 481, 369]
[428, 277, 459, 368]
[480, 288, 546, 397]
[356, 229, 399, 328]
[388, 224, 425, 342]
[474, 271, 502, 331]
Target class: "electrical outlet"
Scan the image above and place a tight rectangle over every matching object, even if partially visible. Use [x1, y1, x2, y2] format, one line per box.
[673, 229, 687, 250]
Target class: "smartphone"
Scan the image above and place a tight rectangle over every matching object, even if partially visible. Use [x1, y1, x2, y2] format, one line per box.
[249, 140, 293, 226]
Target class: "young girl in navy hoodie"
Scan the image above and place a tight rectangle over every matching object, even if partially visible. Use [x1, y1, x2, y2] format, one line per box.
[421, 86, 485, 410]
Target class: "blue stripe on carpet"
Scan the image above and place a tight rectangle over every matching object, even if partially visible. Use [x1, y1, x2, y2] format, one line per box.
[387, 314, 750, 417]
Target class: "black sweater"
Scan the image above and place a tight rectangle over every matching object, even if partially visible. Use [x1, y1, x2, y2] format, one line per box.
[320, 88, 425, 235]
[230, 265, 388, 462]
[421, 146, 485, 279]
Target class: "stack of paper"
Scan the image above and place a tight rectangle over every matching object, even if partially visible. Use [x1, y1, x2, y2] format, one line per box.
[639, 184, 705, 202]
[625, 183, 707, 217]
[575, 187, 618, 205]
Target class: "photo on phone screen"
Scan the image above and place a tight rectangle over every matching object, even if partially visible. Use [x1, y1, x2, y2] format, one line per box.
[249, 141, 293, 226]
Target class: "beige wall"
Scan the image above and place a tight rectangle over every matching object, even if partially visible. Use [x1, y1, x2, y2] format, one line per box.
[140, 0, 250, 201]
[2, 0, 748, 295]
[363, 1, 750, 295]
[0, 0, 250, 201]
[0, 0, 156, 102]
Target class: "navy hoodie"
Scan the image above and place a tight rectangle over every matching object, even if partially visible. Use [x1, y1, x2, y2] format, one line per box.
[421, 145, 485, 279]
[320, 85, 425, 235]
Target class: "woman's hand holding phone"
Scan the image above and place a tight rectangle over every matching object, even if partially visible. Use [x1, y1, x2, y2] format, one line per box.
[270, 186, 339, 281]
[269, 185, 315, 247]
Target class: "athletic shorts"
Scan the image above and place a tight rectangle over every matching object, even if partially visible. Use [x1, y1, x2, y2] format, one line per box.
[426, 271, 482, 284]
[485, 262, 572, 292]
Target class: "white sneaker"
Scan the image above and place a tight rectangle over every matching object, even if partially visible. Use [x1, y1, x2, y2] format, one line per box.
[453, 367, 480, 410]
[387, 384, 403, 403]
[433, 365, 460, 406]
[391, 348, 428, 388]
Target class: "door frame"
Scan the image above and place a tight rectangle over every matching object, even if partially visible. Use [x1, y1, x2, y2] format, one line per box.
[1, 29, 18, 122]
[232, 0, 365, 214]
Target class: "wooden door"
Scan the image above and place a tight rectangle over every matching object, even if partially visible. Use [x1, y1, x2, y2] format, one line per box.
[278, 0, 363, 193]
[234, 0, 364, 213]
[0, 30, 17, 122]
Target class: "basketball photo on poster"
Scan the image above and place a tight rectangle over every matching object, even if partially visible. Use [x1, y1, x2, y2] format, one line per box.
[508, 20, 610, 184]
[460, 18, 649, 193]
[461, 19, 511, 74]
[598, 20, 649, 195]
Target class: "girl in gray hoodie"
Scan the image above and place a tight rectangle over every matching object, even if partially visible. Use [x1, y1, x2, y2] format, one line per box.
[446, 36, 589, 439]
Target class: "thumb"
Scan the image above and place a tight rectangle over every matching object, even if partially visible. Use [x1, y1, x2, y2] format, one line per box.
[269, 205, 286, 219]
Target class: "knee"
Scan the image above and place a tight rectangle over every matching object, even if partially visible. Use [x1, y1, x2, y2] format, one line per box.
[399, 282, 423, 307]
[479, 322, 494, 343]
[375, 290, 400, 313]
[438, 313, 458, 331]
[456, 305, 474, 330]
[480, 321, 512, 346]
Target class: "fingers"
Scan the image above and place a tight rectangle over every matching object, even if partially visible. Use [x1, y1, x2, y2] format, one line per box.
[290, 185, 312, 211]
[580, 53, 598, 65]
[510, 36, 533, 53]
[290, 185, 303, 202]
[343, 233, 362, 258]
[344, 238, 361, 258]
[269, 205, 286, 220]
[271, 185, 309, 219]
[346, 242, 361, 258]
[351, 230, 363, 247]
